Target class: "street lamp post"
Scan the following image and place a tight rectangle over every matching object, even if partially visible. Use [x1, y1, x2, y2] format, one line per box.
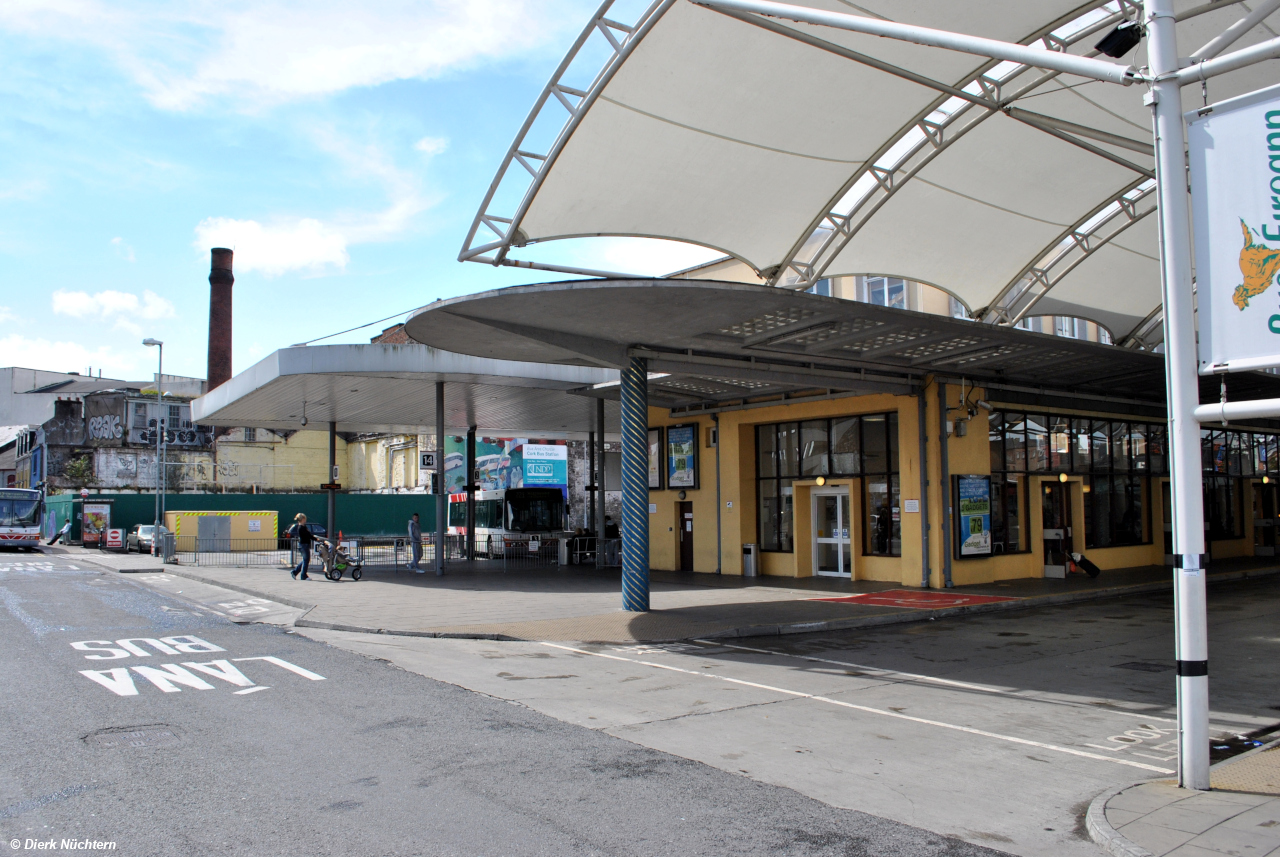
[143, 338, 163, 556]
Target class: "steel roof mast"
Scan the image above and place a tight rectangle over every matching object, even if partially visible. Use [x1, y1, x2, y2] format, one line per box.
[693, 0, 1280, 791]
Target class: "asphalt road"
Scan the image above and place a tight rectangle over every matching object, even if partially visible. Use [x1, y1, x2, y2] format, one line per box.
[301, 575, 1280, 857]
[0, 554, 1003, 857]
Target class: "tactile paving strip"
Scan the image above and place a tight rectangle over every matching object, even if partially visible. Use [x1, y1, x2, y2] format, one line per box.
[1213, 746, 1280, 795]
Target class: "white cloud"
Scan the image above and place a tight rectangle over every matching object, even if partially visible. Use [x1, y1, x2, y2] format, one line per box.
[194, 125, 441, 275]
[194, 216, 349, 277]
[0, 306, 15, 323]
[0, 333, 140, 378]
[51, 289, 176, 335]
[111, 236, 136, 262]
[414, 136, 449, 156]
[0, 1, 585, 111]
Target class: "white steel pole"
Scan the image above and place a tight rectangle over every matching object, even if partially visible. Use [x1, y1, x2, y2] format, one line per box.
[1147, 0, 1210, 790]
[154, 345, 162, 554]
[692, 0, 1141, 84]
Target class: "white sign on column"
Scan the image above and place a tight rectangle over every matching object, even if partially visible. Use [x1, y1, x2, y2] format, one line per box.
[1191, 82, 1280, 374]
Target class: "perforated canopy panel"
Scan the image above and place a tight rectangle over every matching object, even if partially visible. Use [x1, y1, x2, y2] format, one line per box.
[461, 0, 1280, 346]
[404, 279, 1175, 403]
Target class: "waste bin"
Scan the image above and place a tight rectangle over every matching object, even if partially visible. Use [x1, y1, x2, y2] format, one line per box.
[742, 543, 758, 577]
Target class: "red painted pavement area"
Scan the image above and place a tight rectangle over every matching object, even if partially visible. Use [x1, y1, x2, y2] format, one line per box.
[810, 589, 1020, 609]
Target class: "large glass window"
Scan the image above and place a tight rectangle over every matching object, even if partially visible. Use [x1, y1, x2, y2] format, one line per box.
[867, 276, 906, 309]
[755, 413, 899, 554]
[800, 421, 829, 476]
[990, 473, 1023, 554]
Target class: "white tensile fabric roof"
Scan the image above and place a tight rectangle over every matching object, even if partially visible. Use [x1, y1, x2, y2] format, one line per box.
[461, 0, 1280, 345]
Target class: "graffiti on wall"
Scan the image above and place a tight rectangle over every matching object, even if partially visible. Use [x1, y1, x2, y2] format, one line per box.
[87, 414, 124, 441]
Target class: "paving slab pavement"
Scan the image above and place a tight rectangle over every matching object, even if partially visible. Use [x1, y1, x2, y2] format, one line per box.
[38, 545, 1280, 642]
[1090, 743, 1280, 856]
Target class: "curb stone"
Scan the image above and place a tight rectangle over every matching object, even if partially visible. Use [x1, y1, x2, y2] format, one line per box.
[1086, 737, 1280, 857]
[1086, 784, 1155, 857]
[124, 563, 1280, 643]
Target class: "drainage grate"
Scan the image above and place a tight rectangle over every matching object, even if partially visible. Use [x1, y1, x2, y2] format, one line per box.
[85, 725, 181, 750]
[1112, 662, 1172, 672]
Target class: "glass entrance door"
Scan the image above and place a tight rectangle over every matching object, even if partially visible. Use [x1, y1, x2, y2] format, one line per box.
[814, 491, 852, 577]
[1042, 482, 1072, 578]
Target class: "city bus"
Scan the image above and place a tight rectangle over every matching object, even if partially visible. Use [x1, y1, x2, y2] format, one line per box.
[0, 488, 43, 550]
[447, 487, 567, 556]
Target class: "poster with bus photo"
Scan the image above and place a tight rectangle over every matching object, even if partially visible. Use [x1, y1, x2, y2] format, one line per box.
[955, 475, 991, 557]
[666, 424, 697, 490]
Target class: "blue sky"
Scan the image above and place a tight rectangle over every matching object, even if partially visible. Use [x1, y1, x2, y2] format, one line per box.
[0, 0, 720, 381]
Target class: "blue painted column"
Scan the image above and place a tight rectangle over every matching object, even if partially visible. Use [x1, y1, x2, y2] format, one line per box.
[620, 355, 650, 612]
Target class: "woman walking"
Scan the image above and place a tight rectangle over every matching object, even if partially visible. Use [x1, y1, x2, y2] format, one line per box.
[289, 513, 314, 580]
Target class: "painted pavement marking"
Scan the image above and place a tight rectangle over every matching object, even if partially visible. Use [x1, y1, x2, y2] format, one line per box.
[697, 639, 1179, 722]
[70, 636, 325, 697]
[542, 642, 1175, 775]
[809, 589, 1020, 608]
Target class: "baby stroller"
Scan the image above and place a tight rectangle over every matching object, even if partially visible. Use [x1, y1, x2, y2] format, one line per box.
[315, 539, 364, 581]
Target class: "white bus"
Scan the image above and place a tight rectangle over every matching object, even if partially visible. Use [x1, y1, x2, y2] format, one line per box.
[447, 487, 566, 556]
[0, 488, 43, 550]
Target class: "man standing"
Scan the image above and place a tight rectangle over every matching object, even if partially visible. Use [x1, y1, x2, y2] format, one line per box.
[407, 512, 424, 573]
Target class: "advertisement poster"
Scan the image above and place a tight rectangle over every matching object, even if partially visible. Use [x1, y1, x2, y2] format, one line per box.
[648, 428, 663, 489]
[955, 475, 991, 557]
[1190, 83, 1280, 373]
[667, 425, 698, 489]
[439, 437, 569, 492]
[523, 444, 568, 486]
[82, 502, 111, 547]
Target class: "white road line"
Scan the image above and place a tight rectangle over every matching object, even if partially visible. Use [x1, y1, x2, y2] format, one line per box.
[695, 639, 1180, 724]
[543, 642, 1175, 775]
[234, 686, 271, 695]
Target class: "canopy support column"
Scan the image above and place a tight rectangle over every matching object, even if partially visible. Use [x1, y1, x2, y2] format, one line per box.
[937, 382, 953, 589]
[621, 357, 649, 611]
[588, 429, 597, 535]
[1148, 0, 1209, 791]
[435, 381, 446, 576]
[597, 397, 607, 569]
[917, 392, 930, 589]
[327, 422, 336, 544]
[466, 426, 476, 561]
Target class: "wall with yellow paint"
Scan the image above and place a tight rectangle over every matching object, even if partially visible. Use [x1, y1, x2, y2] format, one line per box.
[215, 428, 347, 492]
[165, 509, 278, 539]
[643, 377, 1270, 585]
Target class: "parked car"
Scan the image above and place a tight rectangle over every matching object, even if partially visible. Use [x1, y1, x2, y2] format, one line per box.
[280, 522, 326, 552]
[126, 524, 157, 553]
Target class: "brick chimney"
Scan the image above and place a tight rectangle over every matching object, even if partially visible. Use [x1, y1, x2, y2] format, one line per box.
[207, 248, 234, 391]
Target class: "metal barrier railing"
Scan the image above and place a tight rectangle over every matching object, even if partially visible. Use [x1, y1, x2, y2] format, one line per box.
[161, 532, 602, 571]
[501, 537, 560, 570]
[173, 536, 294, 568]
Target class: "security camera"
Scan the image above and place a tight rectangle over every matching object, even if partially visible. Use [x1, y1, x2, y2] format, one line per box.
[975, 400, 993, 412]
[300, 416, 308, 427]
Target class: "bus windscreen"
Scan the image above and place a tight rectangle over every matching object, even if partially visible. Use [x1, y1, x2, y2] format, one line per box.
[0, 491, 41, 527]
[506, 490, 563, 533]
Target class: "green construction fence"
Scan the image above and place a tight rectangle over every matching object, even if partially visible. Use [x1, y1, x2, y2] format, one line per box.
[43, 492, 439, 542]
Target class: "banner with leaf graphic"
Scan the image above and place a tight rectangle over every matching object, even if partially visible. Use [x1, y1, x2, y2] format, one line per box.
[1191, 82, 1280, 374]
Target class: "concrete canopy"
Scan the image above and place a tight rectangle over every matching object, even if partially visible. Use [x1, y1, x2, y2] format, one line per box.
[403, 279, 1176, 402]
[190, 343, 621, 438]
[460, 0, 1280, 347]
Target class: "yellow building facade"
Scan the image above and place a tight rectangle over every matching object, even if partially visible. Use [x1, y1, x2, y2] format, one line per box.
[644, 380, 1268, 584]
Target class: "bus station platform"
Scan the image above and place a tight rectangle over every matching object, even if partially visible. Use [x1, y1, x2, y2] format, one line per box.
[61, 545, 1280, 643]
